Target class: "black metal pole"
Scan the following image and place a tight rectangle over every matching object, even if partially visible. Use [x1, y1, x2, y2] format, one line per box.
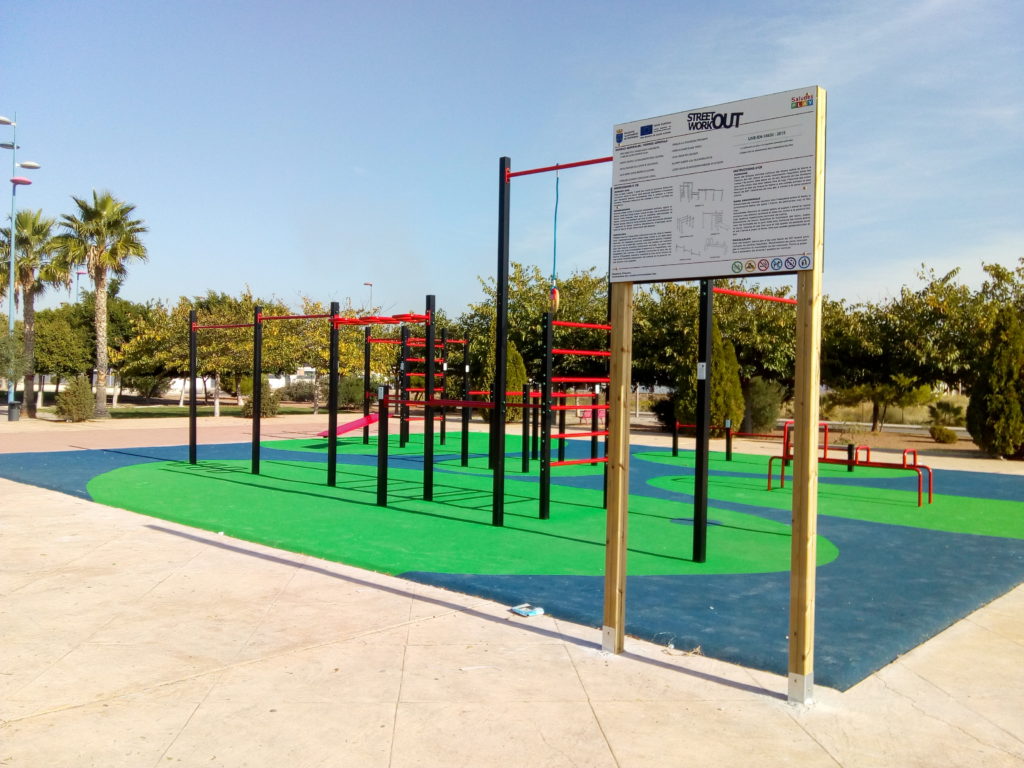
[693, 280, 713, 564]
[251, 305, 262, 475]
[188, 310, 197, 464]
[539, 312, 553, 520]
[377, 385, 389, 506]
[399, 325, 410, 448]
[328, 302, 340, 487]
[439, 328, 447, 446]
[492, 156, 511, 526]
[363, 325, 371, 445]
[847, 442, 855, 472]
[725, 418, 733, 462]
[461, 344, 470, 468]
[521, 380, 531, 473]
[672, 417, 679, 457]
[424, 295, 436, 501]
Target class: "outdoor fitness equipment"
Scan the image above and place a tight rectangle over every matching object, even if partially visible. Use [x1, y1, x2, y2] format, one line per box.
[538, 313, 611, 520]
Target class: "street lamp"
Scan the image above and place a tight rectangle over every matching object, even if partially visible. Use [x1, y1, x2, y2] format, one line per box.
[1, 114, 41, 419]
[75, 270, 88, 301]
[363, 282, 373, 308]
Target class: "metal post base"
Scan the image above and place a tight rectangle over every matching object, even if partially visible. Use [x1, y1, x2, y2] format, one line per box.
[601, 625, 623, 654]
[788, 672, 814, 705]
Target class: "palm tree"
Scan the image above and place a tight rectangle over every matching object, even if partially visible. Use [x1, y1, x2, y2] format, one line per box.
[56, 191, 148, 417]
[1, 209, 69, 417]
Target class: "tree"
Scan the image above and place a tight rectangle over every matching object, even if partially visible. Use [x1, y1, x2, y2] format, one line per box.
[967, 306, 1024, 458]
[1, 209, 70, 416]
[672, 319, 745, 432]
[56, 191, 148, 417]
[33, 307, 93, 390]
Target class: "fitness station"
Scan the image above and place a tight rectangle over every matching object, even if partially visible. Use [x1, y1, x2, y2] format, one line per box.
[7, 87, 1024, 710]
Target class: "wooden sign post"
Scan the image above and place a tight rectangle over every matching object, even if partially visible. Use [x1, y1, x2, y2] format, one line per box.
[607, 87, 827, 704]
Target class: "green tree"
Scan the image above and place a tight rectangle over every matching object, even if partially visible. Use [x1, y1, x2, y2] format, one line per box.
[673, 319, 745, 432]
[33, 307, 93, 391]
[56, 191, 148, 417]
[966, 307, 1024, 458]
[1, 210, 70, 416]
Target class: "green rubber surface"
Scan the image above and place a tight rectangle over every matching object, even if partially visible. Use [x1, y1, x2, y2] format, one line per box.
[86, 457, 838, 576]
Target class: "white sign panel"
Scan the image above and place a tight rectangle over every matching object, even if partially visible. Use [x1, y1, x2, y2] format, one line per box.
[610, 87, 822, 283]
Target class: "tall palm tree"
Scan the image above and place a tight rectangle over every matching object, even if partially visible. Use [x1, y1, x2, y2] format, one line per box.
[56, 191, 148, 417]
[1, 209, 69, 417]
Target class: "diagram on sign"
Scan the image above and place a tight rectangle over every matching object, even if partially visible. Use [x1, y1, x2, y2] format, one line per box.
[674, 182, 732, 262]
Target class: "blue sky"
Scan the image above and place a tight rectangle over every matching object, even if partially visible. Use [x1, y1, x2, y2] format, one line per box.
[4, 0, 1022, 317]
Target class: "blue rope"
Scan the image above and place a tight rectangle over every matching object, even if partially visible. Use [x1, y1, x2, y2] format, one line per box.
[551, 174, 559, 287]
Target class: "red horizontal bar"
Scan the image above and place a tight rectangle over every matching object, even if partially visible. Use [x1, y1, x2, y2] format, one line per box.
[551, 457, 608, 467]
[406, 373, 445, 378]
[551, 430, 608, 440]
[550, 392, 599, 399]
[407, 387, 426, 392]
[424, 399, 493, 409]
[193, 323, 252, 330]
[551, 404, 609, 411]
[552, 348, 611, 357]
[507, 156, 613, 181]
[405, 358, 444, 363]
[552, 320, 612, 330]
[713, 287, 797, 305]
[259, 313, 332, 322]
[552, 376, 609, 383]
[368, 338, 401, 344]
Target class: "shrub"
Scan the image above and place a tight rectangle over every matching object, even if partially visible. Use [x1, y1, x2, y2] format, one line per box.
[278, 380, 318, 402]
[745, 376, 785, 433]
[967, 307, 1024, 458]
[241, 377, 281, 418]
[338, 376, 365, 409]
[55, 376, 95, 422]
[929, 425, 958, 444]
[928, 400, 964, 427]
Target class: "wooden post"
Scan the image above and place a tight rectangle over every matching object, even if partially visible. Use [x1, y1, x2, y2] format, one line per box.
[788, 85, 827, 705]
[603, 281, 633, 653]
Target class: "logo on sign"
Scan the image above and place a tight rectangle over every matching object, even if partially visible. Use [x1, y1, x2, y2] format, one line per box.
[640, 124, 653, 137]
[771, 258, 783, 270]
[791, 92, 814, 109]
[798, 256, 812, 268]
[615, 129, 624, 144]
[731, 261, 743, 274]
[757, 259, 770, 271]
[744, 260, 756, 273]
[784, 257, 797, 270]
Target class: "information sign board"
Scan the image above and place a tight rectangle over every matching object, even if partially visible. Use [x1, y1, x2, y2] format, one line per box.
[610, 87, 823, 283]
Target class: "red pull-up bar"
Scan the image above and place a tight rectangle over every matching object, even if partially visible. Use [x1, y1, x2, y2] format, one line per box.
[713, 287, 797, 305]
[506, 156, 613, 182]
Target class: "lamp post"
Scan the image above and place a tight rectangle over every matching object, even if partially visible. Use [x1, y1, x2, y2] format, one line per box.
[75, 270, 87, 301]
[363, 282, 373, 309]
[1, 114, 41, 419]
